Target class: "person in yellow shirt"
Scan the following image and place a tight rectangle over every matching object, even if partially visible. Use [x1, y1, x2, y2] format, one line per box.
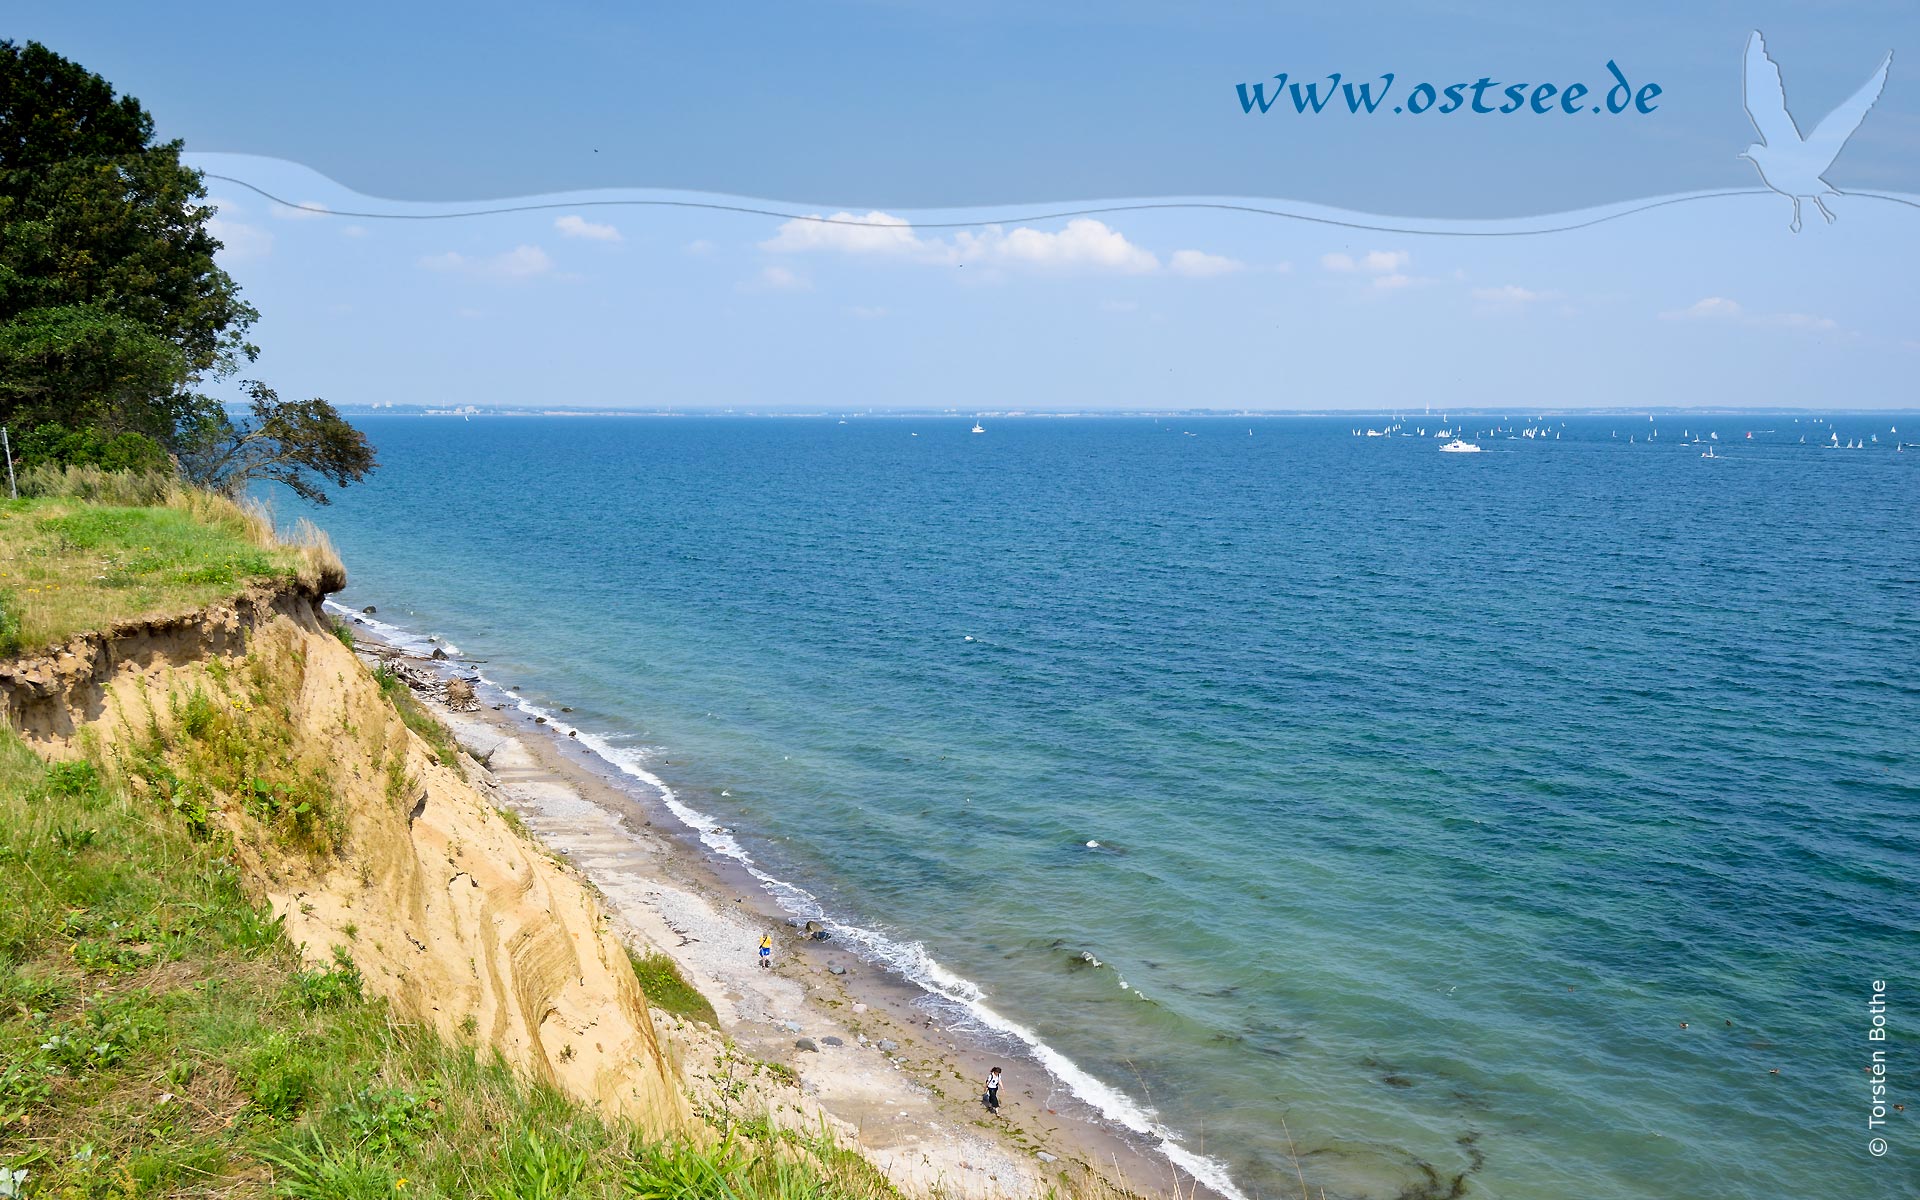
[758, 932, 773, 969]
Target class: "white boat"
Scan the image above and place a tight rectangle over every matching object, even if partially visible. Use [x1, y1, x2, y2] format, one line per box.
[971, 422, 985, 434]
[1439, 439, 1481, 454]
[1701, 446, 1719, 459]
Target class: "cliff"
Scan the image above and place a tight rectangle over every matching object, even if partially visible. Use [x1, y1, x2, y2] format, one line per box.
[0, 579, 692, 1141]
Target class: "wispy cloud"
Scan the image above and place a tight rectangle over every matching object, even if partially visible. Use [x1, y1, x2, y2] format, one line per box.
[1471, 284, 1554, 305]
[742, 265, 810, 292]
[1660, 296, 1837, 331]
[420, 245, 554, 280]
[762, 211, 1231, 278]
[1169, 249, 1246, 277]
[555, 214, 622, 242]
[1322, 248, 1423, 290]
[208, 216, 273, 260]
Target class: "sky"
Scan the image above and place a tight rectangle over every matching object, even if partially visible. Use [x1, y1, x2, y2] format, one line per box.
[6, 3, 1918, 411]
[8, 2, 1920, 213]
[194, 154, 1919, 412]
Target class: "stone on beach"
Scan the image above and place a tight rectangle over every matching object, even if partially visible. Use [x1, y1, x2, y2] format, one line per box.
[795, 1037, 818, 1052]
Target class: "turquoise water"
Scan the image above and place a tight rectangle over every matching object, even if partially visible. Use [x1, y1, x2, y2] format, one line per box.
[301, 416, 1917, 1200]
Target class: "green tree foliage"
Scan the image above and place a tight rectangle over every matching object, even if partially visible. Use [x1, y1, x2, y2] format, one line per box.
[0, 40, 374, 500]
[180, 381, 378, 505]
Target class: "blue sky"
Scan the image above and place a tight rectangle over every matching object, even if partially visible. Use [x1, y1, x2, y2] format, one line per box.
[9, 2, 1919, 213]
[7, 4, 1917, 411]
[195, 154, 1918, 412]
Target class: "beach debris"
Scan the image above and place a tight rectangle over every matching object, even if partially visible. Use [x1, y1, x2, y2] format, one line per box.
[444, 679, 479, 711]
[1035, 1152, 1058, 1164]
[795, 1037, 818, 1052]
[810, 930, 831, 941]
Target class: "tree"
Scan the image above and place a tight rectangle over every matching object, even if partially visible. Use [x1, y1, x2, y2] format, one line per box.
[0, 40, 373, 498]
[178, 381, 377, 505]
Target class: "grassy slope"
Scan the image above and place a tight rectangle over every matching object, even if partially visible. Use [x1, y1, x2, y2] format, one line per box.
[0, 489, 319, 656]
[0, 493, 903, 1200]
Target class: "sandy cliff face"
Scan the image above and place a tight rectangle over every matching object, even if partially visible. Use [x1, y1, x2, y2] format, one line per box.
[0, 586, 692, 1141]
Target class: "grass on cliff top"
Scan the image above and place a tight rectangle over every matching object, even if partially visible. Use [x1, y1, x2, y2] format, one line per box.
[0, 468, 344, 657]
[0, 727, 909, 1200]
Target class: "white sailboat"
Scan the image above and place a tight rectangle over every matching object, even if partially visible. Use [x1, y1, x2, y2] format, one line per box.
[971, 421, 985, 434]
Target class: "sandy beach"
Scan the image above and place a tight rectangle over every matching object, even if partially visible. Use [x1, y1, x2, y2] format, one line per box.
[353, 634, 1190, 1200]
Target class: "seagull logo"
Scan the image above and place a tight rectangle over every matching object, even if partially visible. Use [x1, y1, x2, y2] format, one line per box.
[1741, 31, 1892, 231]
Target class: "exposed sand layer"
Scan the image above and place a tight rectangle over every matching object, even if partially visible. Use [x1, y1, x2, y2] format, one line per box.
[1, 588, 688, 1140]
[399, 650, 1183, 1200]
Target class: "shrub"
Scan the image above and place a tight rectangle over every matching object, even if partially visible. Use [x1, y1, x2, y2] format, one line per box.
[628, 949, 718, 1027]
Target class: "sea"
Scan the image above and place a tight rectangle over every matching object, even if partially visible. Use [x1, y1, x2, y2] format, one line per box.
[291, 414, 1918, 1200]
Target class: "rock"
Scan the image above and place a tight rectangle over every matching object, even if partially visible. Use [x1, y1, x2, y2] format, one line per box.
[444, 679, 479, 712]
[876, 1039, 898, 1053]
[362, 606, 376, 614]
[568, 731, 577, 738]
[810, 930, 830, 941]
[821, 1036, 844, 1047]
[828, 965, 847, 976]
[805, 920, 823, 933]
[795, 1038, 818, 1052]
[781, 1020, 803, 1033]
[1036, 1152, 1058, 1164]
[561, 706, 573, 713]
[851, 1003, 867, 1015]
[534, 716, 547, 724]
[431, 647, 448, 660]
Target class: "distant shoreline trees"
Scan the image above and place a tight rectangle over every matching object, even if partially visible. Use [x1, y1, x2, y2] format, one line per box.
[0, 40, 375, 503]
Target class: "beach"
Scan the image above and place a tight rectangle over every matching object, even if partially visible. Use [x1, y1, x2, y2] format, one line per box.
[353, 631, 1193, 1200]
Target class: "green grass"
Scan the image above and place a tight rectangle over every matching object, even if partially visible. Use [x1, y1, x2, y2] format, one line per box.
[627, 951, 719, 1028]
[0, 493, 309, 655]
[0, 728, 907, 1200]
[371, 667, 460, 771]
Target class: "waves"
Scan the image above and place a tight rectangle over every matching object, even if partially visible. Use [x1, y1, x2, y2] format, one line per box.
[325, 597, 1249, 1200]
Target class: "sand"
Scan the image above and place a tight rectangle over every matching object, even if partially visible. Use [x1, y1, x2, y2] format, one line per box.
[367, 639, 1187, 1200]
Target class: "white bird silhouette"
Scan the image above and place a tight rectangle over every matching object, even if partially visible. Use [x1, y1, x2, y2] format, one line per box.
[1741, 31, 1892, 232]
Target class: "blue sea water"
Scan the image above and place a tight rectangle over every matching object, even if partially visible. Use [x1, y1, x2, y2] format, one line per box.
[298, 415, 1917, 1200]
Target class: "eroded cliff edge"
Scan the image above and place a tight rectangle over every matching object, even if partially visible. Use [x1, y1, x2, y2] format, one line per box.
[0, 582, 693, 1142]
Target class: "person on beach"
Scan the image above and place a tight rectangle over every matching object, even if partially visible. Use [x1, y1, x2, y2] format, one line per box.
[983, 1066, 1003, 1113]
[758, 932, 773, 969]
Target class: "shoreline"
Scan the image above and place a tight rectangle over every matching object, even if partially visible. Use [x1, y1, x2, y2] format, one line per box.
[339, 607, 1211, 1200]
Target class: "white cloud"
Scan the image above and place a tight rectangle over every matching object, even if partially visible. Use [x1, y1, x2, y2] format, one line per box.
[847, 305, 888, 319]
[762, 211, 1212, 277]
[555, 214, 622, 242]
[1100, 299, 1140, 313]
[745, 265, 810, 292]
[762, 211, 925, 257]
[207, 216, 272, 260]
[980, 219, 1158, 273]
[1471, 285, 1551, 304]
[1372, 273, 1414, 290]
[1664, 296, 1744, 320]
[271, 200, 331, 221]
[1169, 249, 1246, 277]
[1323, 249, 1411, 275]
[420, 244, 553, 280]
[684, 239, 714, 256]
[1660, 296, 1837, 332]
[342, 225, 368, 238]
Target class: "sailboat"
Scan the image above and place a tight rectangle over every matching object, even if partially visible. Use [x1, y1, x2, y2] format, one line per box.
[1701, 445, 1720, 459]
[971, 421, 985, 434]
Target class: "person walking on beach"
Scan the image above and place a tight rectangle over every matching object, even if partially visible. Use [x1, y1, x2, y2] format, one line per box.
[758, 932, 773, 969]
[983, 1066, 1003, 1113]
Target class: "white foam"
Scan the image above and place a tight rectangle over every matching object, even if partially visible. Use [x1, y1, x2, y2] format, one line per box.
[331, 601, 1248, 1200]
